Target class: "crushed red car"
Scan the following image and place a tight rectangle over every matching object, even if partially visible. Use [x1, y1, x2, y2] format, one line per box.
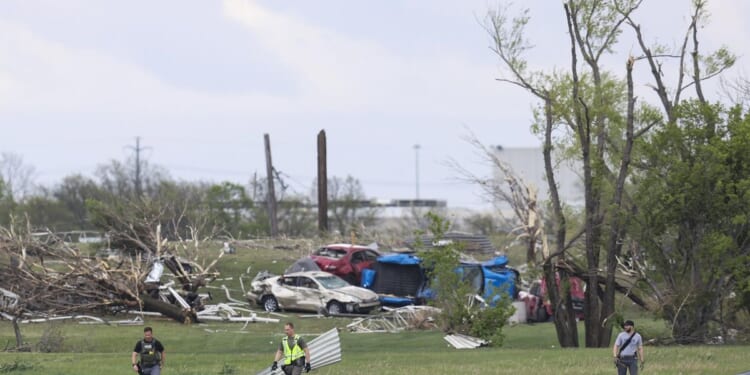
[520, 274, 585, 322]
[309, 244, 380, 285]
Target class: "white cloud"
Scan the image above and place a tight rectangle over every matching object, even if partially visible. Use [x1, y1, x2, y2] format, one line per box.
[0, 20, 289, 115]
[222, 0, 521, 117]
[0, 0, 525, 124]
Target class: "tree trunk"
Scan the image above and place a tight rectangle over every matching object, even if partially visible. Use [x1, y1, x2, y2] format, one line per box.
[140, 294, 197, 324]
[542, 96, 579, 347]
[543, 261, 579, 347]
[12, 316, 24, 350]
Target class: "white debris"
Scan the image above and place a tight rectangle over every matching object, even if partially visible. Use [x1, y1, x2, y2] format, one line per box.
[347, 305, 440, 333]
[443, 333, 488, 349]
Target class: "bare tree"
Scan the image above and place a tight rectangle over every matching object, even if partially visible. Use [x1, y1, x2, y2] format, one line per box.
[720, 73, 750, 106]
[0, 152, 36, 202]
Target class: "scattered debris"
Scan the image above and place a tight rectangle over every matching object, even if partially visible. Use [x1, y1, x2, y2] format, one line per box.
[0, 313, 145, 326]
[0, 221, 222, 325]
[443, 333, 488, 349]
[256, 328, 342, 375]
[196, 303, 279, 324]
[346, 305, 440, 333]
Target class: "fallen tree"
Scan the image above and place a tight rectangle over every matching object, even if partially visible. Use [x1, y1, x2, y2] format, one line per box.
[0, 200, 221, 350]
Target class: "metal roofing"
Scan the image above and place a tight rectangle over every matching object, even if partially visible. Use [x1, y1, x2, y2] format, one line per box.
[256, 328, 342, 375]
[404, 232, 496, 254]
[443, 333, 489, 349]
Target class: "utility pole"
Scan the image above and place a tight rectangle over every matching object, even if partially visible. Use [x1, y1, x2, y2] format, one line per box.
[264, 134, 279, 237]
[126, 136, 149, 197]
[413, 144, 421, 200]
[317, 130, 328, 233]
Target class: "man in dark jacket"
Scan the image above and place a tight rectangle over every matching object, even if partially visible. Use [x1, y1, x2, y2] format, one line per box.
[132, 326, 165, 375]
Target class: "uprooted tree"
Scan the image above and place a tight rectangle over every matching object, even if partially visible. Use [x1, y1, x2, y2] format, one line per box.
[453, 133, 581, 348]
[487, 0, 735, 347]
[0, 198, 222, 350]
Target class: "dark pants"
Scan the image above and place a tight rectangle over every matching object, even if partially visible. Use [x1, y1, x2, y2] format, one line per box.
[616, 356, 638, 375]
[282, 364, 303, 375]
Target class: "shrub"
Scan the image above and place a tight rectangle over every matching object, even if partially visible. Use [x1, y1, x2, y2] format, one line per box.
[419, 212, 515, 346]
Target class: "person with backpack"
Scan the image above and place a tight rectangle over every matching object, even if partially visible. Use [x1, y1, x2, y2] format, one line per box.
[132, 326, 166, 375]
[612, 320, 644, 375]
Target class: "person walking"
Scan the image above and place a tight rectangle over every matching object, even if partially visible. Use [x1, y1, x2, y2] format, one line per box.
[613, 320, 644, 375]
[270, 322, 312, 375]
[132, 326, 166, 375]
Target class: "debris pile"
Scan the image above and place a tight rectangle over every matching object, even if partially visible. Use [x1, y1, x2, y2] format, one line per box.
[346, 305, 440, 333]
[0, 218, 221, 325]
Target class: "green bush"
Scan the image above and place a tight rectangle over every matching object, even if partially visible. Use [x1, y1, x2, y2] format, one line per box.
[419, 212, 515, 346]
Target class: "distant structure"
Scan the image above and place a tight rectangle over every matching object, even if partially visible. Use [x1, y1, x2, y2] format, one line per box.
[492, 146, 584, 207]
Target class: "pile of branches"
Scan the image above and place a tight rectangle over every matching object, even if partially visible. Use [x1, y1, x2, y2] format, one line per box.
[0, 223, 142, 316]
[0, 204, 222, 324]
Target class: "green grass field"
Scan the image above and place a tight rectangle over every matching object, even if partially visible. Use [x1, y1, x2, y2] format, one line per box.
[1, 241, 749, 374]
[1, 319, 748, 374]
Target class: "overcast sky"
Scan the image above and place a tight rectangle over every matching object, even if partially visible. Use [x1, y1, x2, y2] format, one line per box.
[1, 0, 748, 209]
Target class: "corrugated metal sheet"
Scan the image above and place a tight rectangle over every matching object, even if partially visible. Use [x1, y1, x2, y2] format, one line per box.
[256, 328, 341, 375]
[443, 333, 488, 349]
[404, 232, 496, 254]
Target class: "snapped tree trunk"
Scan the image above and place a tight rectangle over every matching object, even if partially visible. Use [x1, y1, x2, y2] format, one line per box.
[139, 294, 198, 324]
[12, 317, 24, 350]
[543, 261, 579, 347]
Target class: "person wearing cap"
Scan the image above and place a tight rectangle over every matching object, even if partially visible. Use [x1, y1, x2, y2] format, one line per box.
[612, 320, 644, 374]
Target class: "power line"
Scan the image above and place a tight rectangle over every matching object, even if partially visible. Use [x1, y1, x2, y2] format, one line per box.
[125, 136, 151, 197]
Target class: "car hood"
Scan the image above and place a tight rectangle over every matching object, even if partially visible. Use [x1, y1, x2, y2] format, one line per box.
[335, 286, 378, 300]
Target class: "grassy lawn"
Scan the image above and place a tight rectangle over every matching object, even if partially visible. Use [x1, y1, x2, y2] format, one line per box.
[1, 241, 748, 374]
[1, 319, 748, 374]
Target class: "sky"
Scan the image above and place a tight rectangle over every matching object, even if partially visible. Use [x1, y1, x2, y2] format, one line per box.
[1, 0, 748, 209]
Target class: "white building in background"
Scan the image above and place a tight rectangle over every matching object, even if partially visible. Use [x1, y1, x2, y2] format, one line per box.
[492, 146, 584, 207]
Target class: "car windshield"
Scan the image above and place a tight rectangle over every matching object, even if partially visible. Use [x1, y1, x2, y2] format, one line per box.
[315, 275, 349, 289]
[314, 248, 347, 259]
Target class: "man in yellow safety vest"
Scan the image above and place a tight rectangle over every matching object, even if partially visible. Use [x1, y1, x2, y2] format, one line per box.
[271, 322, 312, 375]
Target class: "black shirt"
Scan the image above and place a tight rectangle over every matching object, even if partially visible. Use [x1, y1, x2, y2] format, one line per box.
[133, 338, 164, 353]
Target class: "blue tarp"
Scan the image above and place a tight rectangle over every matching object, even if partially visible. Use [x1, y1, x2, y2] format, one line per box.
[364, 253, 518, 307]
[482, 255, 509, 268]
[479, 255, 518, 305]
[376, 253, 422, 265]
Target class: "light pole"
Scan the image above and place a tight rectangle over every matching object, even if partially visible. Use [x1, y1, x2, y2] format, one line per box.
[413, 144, 421, 200]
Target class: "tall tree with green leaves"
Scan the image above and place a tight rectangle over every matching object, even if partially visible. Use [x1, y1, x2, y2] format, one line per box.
[205, 182, 257, 238]
[633, 102, 750, 343]
[486, 0, 734, 347]
[54, 174, 105, 230]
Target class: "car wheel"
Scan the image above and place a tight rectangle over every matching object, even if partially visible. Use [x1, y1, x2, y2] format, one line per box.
[262, 295, 279, 312]
[326, 301, 344, 315]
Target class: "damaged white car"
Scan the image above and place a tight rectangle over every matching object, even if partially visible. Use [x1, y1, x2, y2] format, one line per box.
[247, 271, 380, 315]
